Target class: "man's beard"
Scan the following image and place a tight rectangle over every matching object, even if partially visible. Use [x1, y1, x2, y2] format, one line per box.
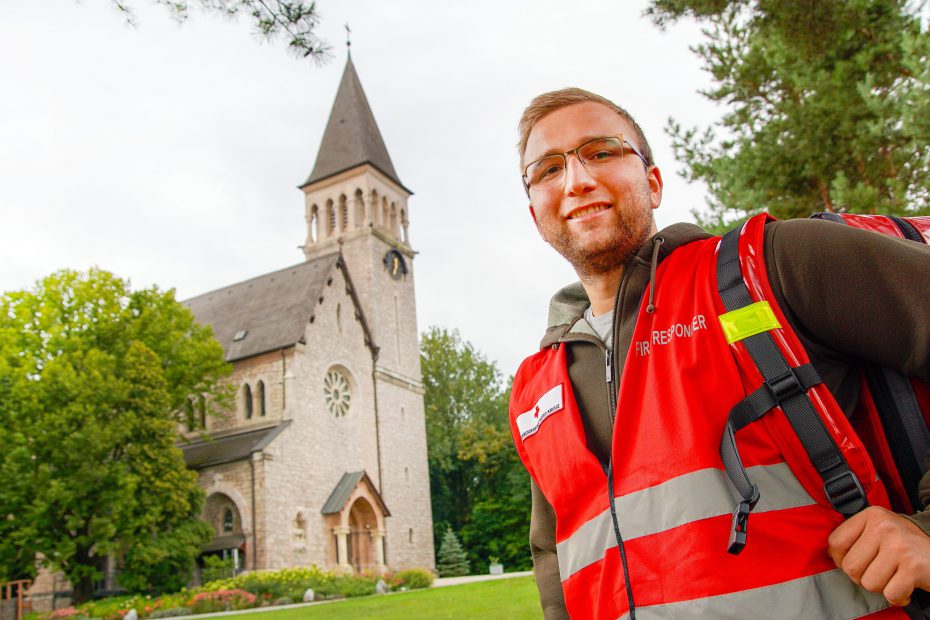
[544, 203, 653, 278]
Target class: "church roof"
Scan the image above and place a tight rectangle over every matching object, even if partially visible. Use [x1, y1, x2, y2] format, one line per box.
[182, 254, 340, 362]
[302, 56, 408, 192]
[181, 421, 290, 470]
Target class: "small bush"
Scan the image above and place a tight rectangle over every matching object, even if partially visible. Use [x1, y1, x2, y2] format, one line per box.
[394, 568, 433, 590]
[200, 556, 235, 585]
[329, 575, 376, 598]
[271, 597, 293, 606]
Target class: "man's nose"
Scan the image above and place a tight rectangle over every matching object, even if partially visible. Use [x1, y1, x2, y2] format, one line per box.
[564, 153, 596, 196]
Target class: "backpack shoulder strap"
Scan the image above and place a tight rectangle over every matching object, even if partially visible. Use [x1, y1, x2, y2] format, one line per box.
[715, 214, 868, 555]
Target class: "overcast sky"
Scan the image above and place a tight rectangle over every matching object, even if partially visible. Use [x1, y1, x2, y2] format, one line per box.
[1, 0, 721, 376]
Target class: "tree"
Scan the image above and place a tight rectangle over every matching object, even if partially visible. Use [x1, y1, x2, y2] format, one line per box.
[420, 327, 531, 573]
[0, 269, 231, 602]
[435, 527, 469, 577]
[109, 1, 330, 60]
[647, 0, 930, 230]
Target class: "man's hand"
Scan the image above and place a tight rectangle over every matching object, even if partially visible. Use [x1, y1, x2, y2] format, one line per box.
[828, 506, 930, 607]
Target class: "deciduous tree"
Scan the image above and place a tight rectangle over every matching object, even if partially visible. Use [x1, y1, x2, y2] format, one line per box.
[0, 269, 231, 601]
[420, 327, 531, 572]
[648, 0, 930, 230]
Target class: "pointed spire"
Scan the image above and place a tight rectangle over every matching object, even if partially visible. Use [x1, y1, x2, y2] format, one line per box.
[302, 56, 407, 191]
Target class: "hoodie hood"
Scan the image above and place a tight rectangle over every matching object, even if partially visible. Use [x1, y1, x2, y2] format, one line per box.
[540, 222, 712, 348]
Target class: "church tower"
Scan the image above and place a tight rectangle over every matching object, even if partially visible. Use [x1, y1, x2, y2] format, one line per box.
[299, 55, 433, 569]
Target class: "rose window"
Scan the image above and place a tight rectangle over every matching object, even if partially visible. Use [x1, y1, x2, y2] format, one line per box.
[324, 370, 351, 418]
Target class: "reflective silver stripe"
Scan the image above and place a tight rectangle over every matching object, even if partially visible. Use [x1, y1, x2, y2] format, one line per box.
[557, 463, 814, 581]
[617, 569, 890, 619]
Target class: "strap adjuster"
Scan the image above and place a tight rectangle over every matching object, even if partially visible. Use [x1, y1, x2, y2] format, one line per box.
[727, 484, 759, 555]
[765, 367, 805, 402]
[824, 471, 867, 516]
[728, 500, 751, 555]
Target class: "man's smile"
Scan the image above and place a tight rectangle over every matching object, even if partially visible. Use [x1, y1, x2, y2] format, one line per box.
[566, 202, 611, 220]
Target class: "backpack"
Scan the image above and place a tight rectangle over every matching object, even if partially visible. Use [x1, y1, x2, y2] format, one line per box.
[809, 213, 930, 515]
[716, 212, 930, 616]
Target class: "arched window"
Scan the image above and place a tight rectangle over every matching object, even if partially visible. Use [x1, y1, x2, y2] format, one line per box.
[390, 203, 398, 237]
[184, 398, 195, 431]
[198, 395, 207, 429]
[354, 189, 365, 225]
[310, 204, 319, 243]
[327, 200, 336, 236]
[408, 528, 414, 544]
[371, 190, 380, 226]
[339, 194, 348, 231]
[223, 508, 234, 533]
[257, 381, 266, 417]
[243, 384, 253, 419]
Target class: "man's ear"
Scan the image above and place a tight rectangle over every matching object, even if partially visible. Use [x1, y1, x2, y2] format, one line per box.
[647, 165, 664, 211]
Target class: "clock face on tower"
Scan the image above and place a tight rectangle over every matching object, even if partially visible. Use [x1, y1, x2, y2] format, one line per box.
[383, 249, 407, 280]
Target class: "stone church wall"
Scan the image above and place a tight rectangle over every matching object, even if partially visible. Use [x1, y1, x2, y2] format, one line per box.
[259, 265, 380, 570]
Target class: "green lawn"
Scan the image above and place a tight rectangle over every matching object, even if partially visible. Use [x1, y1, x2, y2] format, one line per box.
[230, 576, 542, 620]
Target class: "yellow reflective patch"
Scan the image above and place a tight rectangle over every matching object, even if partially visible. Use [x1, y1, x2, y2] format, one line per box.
[718, 301, 781, 344]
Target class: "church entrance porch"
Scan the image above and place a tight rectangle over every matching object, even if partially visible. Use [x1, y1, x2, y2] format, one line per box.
[322, 471, 389, 574]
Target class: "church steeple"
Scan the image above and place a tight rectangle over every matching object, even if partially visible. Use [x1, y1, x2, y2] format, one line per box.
[300, 55, 413, 261]
[301, 57, 407, 192]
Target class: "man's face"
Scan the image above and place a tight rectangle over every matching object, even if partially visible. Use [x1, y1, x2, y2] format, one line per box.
[523, 102, 662, 277]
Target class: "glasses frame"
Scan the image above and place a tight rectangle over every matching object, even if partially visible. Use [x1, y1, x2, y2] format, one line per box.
[522, 135, 648, 196]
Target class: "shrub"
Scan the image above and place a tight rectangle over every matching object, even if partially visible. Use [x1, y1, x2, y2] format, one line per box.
[47, 609, 80, 620]
[271, 597, 293, 606]
[200, 556, 235, 585]
[329, 575, 376, 598]
[393, 568, 434, 590]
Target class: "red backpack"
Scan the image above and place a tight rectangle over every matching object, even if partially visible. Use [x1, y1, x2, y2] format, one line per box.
[808, 213, 930, 515]
[716, 212, 930, 536]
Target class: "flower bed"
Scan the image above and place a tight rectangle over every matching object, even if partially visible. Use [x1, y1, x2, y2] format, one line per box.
[37, 566, 435, 620]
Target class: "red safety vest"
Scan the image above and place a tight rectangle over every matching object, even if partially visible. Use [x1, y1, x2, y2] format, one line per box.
[510, 216, 907, 619]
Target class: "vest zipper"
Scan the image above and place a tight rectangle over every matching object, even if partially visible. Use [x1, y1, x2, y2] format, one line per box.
[604, 348, 636, 617]
[604, 460, 636, 618]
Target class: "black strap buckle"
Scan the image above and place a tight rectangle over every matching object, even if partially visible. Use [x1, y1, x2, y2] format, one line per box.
[824, 471, 868, 516]
[765, 366, 805, 402]
[728, 500, 751, 555]
[727, 484, 759, 555]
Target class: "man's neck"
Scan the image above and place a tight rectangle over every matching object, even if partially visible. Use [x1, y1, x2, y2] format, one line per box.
[578, 268, 623, 317]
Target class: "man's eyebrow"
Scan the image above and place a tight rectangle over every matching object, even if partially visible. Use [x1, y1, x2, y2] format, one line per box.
[527, 135, 611, 161]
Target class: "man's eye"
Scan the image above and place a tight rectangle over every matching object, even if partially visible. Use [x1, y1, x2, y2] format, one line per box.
[540, 163, 563, 178]
[584, 148, 621, 163]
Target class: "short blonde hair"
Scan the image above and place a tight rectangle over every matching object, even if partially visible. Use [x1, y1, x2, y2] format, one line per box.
[517, 87, 654, 168]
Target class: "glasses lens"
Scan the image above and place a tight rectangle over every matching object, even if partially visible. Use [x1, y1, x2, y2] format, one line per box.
[578, 137, 625, 166]
[526, 155, 565, 189]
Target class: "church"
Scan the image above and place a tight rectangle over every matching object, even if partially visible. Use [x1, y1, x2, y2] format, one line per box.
[179, 53, 435, 575]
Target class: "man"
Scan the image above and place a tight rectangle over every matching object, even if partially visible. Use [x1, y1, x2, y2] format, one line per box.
[510, 87, 930, 619]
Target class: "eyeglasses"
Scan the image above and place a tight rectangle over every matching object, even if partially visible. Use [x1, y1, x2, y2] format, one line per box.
[522, 135, 648, 195]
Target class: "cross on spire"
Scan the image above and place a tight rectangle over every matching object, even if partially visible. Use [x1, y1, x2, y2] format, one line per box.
[345, 23, 351, 56]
